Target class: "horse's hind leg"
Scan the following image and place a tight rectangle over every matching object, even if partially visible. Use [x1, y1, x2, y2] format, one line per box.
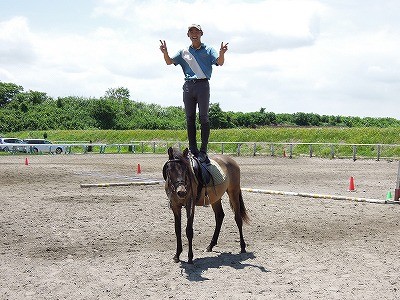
[230, 190, 247, 253]
[207, 199, 225, 252]
[235, 212, 246, 253]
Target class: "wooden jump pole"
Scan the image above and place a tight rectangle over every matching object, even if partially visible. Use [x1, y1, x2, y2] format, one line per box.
[242, 188, 400, 205]
[80, 181, 162, 188]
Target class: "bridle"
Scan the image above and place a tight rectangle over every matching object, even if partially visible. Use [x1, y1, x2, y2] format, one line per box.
[163, 158, 192, 195]
[163, 154, 211, 212]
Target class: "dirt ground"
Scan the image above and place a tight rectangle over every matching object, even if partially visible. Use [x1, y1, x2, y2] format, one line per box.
[0, 153, 399, 299]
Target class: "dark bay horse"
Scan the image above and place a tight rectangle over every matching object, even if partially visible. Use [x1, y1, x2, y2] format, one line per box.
[163, 147, 249, 264]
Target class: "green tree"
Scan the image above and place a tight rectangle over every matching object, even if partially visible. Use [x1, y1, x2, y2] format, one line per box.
[209, 103, 230, 128]
[0, 82, 24, 107]
[104, 87, 130, 101]
[91, 99, 118, 129]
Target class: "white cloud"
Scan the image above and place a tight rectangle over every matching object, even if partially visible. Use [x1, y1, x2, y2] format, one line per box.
[0, 16, 37, 64]
[0, 0, 399, 118]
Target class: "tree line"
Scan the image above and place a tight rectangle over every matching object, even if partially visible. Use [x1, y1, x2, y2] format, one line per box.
[0, 81, 399, 133]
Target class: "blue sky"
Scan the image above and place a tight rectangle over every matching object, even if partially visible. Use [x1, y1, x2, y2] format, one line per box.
[1, 0, 399, 118]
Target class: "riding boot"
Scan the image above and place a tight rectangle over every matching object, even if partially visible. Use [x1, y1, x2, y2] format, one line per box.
[199, 122, 210, 164]
[200, 121, 210, 153]
[186, 118, 198, 156]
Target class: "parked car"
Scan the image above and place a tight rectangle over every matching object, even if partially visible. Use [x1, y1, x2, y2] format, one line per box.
[23, 139, 65, 154]
[0, 137, 27, 152]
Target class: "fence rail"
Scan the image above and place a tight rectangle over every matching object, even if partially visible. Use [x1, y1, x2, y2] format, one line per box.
[129, 141, 400, 161]
[2, 140, 400, 160]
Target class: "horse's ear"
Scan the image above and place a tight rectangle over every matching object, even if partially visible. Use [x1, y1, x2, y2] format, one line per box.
[183, 148, 189, 157]
[162, 162, 168, 180]
[168, 147, 174, 159]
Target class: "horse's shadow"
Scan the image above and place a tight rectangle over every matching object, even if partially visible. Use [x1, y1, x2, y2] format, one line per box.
[180, 251, 269, 281]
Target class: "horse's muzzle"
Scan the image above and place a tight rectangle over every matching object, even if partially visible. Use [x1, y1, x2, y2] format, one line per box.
[176, 185, 187, 198]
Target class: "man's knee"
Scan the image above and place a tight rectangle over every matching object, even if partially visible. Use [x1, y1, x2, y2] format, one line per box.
[186, 114, 196, 124]
[199, 115, 209, 125]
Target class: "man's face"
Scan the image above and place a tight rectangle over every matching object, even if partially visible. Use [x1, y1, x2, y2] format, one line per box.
[188, 28, 202, 42]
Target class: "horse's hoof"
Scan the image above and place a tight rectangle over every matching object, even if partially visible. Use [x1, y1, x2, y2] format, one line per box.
[173, 256, 180, 263]
[206, 246, 212, 252]
[187, 260, 193, 264]
[241, 249, 246, 253]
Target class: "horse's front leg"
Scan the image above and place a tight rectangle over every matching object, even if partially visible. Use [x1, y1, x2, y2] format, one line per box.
[173, 208, 182, 263]
[185, 203, 195, 264]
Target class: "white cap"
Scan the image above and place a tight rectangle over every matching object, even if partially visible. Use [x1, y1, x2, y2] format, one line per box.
[188, 24, 202, 32]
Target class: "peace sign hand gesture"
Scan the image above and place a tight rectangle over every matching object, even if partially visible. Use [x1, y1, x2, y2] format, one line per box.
[220, 42, 229, 54]
[160, 40, 174, 65]
[159, 40, 168, 54]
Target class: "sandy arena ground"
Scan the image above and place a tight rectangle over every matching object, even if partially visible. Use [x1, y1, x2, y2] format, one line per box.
[0, 153, 399, 299]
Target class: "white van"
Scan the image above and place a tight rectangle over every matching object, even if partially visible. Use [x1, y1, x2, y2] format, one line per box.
[23, 139, 65, 154]
[0, 137, 27, 152]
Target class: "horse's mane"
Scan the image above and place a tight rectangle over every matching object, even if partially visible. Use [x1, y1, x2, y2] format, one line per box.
[171, 147, 184, 159]
[172, 148, 191, 168]
[163, 148, 193, 182]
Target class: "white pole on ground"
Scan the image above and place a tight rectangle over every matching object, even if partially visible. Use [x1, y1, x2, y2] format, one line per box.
[242, 188, 400, 205]
[80, 181, 162, 188]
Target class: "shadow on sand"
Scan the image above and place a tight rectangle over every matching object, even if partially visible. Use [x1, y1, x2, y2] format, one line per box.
[180, 251, 269, 281]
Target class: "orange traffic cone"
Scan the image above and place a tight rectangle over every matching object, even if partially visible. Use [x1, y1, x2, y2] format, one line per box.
[137, 163, 141, 174]
[25, 157, 29, 166]
[348, 176, 355, 191]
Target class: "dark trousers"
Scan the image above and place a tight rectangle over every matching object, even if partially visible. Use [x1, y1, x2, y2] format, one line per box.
[182, 80, 210, 154]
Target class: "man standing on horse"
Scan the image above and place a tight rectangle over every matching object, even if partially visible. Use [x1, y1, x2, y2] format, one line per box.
[160, 24, 228, 164]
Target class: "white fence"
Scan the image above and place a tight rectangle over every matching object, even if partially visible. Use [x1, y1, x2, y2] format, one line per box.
[129, 141, 400, 161]
[3, 140, 400, 160]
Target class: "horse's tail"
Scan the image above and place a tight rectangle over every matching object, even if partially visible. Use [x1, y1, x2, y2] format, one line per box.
[238, 189, 249, 224]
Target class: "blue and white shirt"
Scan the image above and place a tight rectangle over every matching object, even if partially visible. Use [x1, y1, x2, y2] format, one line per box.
[172, 43, 219, 80]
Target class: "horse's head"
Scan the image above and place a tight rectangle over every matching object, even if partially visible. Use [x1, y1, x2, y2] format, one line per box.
[163, 147, 192, 200]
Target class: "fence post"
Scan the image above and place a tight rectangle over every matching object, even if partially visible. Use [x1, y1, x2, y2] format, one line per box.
[289, 144, 293, 158]
[221, 143, 224, 155]
[237, 143, 241, 156]
[395, 161, 400, 201]
[309, 144, 313, 158]
[253, 143, 257, 156]
[270, 144, 275, 157]
[330, 144, 335, 159]
[352, 145, 357, 161]
[377, 144, 381, 161]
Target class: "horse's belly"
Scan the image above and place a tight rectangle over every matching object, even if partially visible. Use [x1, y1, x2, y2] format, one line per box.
[196, 183, 228, 206]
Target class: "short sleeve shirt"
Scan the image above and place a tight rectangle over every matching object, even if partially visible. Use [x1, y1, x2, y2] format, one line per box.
[172, 43, 219, 80]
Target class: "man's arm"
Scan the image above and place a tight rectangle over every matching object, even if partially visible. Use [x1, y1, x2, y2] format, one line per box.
[217, 42, 229, 66]
[160, 40, 174, 65]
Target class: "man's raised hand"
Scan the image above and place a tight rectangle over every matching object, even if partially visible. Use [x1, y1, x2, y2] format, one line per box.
[160, 40, 168, 53]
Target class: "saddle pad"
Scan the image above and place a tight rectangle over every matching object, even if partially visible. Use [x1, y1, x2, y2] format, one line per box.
[206, 159, 226, 186]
